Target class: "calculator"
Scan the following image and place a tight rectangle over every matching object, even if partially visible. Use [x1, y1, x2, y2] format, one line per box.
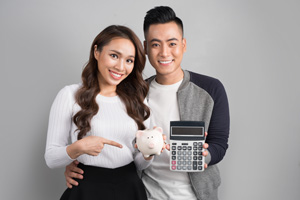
[170, 121, 205, 172]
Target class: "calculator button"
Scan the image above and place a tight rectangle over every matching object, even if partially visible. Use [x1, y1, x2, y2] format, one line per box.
[188, 161, 192, 165]
[193, 161, 197, 170]
[198, 161, 202, 165]
[198, 166, 203, 170]
[193, 156, 197, 160]
[178, 146, 182, 150]
[193, 142, 197, 146]
[183, 166, 187, 170]
[172, 166, 176, 170]
[178, 161, 182, 165]
[172, 151, 176, 155]
[188, 166, 192, 170]
[193, 147, 197, 150]
[198, 156, 202, 160]
[198, 142, 202, 146]
[178, 156, 182, 160]
[178, 151, 182, 155]
[187, 156, 192, 160]
[172, 156, 176, 160]
[183, 146, 187, 150]
[183, 151, 186, 155]
[193, 151, 197, 155]
[188, 151, 192, 155]
[177, 166, 182, 170]
[172, 146, 176, 150]
[172, 161, 176, 165]
[183, 161, 186, 165]
[188, 146, 192, 150]
[198, 151, 202, 155]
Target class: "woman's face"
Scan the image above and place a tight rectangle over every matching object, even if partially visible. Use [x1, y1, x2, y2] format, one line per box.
[94, 38, 135, 95]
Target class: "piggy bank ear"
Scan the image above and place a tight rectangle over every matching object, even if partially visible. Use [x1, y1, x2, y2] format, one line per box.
[154, 127, 163, 133]
[136, 130, 144, 138]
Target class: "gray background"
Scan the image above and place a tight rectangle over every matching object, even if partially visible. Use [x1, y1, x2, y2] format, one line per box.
[1, 0, 299, 199]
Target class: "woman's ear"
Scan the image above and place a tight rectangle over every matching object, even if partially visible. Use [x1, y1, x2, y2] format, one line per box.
[94, 45, 99, 60]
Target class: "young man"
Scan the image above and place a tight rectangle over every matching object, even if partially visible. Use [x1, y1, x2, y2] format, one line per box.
[64, 6, 230, 200]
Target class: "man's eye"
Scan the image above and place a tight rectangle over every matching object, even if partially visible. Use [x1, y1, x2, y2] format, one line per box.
[110, 54, 118, 59]
[170, 43, 177, 46]
[152, 43, 159, 47]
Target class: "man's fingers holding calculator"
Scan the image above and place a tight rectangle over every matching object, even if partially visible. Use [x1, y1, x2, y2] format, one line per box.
[162, 134, 170, 151]
[202, 142, 209, 156]
[203, 142, 209, 169]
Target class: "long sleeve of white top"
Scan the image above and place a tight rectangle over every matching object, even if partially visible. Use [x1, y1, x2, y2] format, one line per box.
[45, 86, 75, 168]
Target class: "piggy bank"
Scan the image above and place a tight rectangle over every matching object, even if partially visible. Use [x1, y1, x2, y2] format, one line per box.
[136, 127, 164, 157]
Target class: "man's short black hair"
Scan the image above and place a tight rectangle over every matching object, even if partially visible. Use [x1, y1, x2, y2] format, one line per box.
[143, 6, 184, 38]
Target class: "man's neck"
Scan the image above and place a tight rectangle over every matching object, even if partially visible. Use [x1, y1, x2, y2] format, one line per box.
[155, 69, 184, 85]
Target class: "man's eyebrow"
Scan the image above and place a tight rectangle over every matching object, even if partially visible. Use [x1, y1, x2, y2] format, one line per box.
[167, 38, 179, 42]
[110, 49, 135, 58]
[150, 38, 161, 43]
[150, 38, 179, 43]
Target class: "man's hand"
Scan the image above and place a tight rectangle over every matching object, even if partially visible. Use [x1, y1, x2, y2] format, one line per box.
[202, 142, 209, 169]
[64, 160, 84, 188]
[203, 132, 209, 169]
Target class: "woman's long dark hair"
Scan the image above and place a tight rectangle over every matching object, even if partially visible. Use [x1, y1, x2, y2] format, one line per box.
[73, 25, 150, 140]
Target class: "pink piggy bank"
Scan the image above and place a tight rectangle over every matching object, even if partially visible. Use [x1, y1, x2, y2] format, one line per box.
[136, 127, 164, 157]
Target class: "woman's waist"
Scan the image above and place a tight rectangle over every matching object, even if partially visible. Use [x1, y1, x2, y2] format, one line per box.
[77, 151, 134, 169]
[77, 161, 137, 182]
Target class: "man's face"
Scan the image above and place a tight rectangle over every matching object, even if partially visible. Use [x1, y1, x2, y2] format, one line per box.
[144, 21, 186, 82]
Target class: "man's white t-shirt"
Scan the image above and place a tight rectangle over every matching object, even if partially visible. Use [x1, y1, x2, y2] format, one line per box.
[143, 79, 197, 200]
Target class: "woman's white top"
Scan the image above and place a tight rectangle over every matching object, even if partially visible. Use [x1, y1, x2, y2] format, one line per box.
[45, 84, 152, 170]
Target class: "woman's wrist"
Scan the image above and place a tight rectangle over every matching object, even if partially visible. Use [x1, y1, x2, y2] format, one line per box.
[66, 140, 83, 159]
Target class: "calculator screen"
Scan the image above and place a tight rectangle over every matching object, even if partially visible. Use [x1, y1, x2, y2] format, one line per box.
[171, 127, 204, 136]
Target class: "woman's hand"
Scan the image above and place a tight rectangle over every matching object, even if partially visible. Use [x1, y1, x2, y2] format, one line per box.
[67, 136, 123, 159]
[79, 136, 123, 156]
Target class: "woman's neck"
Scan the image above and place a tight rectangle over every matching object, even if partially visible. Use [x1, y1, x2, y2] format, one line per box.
[99, 84, 117, 97]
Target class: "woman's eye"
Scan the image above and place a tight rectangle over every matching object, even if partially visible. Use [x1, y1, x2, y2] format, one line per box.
[110, 54, 118, 59]
[127, 59, 134, 64]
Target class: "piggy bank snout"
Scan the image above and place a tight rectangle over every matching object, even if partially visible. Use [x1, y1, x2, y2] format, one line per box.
[146, 136, 159, 148]
[148, 142, 155, 149]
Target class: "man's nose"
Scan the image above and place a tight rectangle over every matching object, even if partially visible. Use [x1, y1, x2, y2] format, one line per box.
[159, 44, 170, 57]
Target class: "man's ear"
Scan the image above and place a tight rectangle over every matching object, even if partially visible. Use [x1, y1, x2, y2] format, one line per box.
[182, 38, 187, 53]
[94, 45, 99, 60]
[143, 40, 147, 55]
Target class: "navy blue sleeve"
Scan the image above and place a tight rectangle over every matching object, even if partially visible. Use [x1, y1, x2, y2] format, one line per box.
[206, 79, 230, 165]
[190, 71, 230, 165]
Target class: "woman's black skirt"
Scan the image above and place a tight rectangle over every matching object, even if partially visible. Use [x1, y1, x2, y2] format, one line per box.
[60, 162, 147, 200]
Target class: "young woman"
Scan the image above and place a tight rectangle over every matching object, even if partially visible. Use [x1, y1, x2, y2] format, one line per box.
[45, 25, 152, 200]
